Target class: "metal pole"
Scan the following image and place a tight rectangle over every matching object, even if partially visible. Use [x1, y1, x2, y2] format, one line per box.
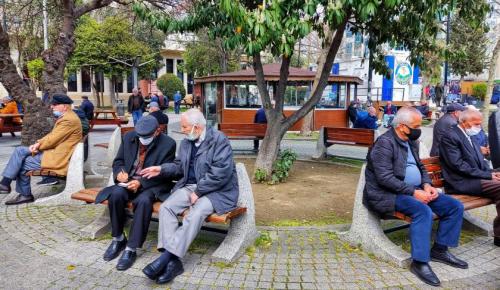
[43, 0, 48, 50]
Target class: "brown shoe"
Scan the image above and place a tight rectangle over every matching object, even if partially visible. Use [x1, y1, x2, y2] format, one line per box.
[4, 194, 34, 205]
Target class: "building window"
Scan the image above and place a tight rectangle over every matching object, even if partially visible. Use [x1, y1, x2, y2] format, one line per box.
[127, 74, 133, 93]
[166, 59, 174, 73]
[177, 59, 184, 80]
[225, 82, 262, 108]
[284, 83, 311, 107]
[67, 72, 77, 92]
[81, 67, 91, 92]
[316, 83, 347, 109]
[203, 83, 217, 126]
[345, 43, 353, 55]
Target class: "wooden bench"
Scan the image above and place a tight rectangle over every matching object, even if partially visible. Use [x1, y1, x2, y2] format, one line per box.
[217, 123, 267, 152]
[313, 126, 377, 159]
[89, 110, 128, 130]
[0, 113, 23, 137]
[342, 157, 495, 267]
[72, 188, 247, 224]
[73, 163, 259, 263]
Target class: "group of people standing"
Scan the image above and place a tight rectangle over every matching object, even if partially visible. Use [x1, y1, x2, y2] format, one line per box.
[364, 103, 500, 287]
[128, 88, 183, 126]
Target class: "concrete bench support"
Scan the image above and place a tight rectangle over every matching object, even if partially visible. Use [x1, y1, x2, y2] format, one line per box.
[339, 165, 412, 267]
[106, 127, 122, 166]
[35, 143, 85, 205]
[80, 163, 258, 263]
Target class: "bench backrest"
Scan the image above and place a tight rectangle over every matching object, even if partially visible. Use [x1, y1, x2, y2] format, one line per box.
[218, 123, 267, 138]
[324, 127, 375, 147]
[421, 156, 444, 188]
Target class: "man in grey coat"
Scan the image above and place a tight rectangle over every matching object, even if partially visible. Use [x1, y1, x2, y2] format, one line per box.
[430, 103, 464, 156]
[139, 109, 239, 284]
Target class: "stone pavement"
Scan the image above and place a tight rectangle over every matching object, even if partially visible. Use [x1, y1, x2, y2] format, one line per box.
[0, 114, 500, 289]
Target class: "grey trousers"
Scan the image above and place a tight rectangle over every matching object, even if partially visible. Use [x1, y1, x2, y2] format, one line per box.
[158, 184, 214, 258]
[2, 146, 42, 196]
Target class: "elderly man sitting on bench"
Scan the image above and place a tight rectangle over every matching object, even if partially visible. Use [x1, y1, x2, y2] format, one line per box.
[363, 106, 466, 287]
[95, 115, 176, 271]
[140, 109, 239, 284]
[0, 94, 82, 205]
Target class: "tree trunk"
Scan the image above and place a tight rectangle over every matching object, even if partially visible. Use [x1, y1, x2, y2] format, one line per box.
[254, 113, 287, 177]
[482, 29, 500, 129]
[0, 24, 53, 145]
[300, 110, 313, 136]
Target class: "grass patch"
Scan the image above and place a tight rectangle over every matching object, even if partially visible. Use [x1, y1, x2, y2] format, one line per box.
[422, 119, 432, 126]
[254, 231, 273, 249]
[284, 131, 320, 140]
[386, 222, 483, 252]
[264, 213, 350, 227]
[328, 156, 364, 168]
[212, 261, 234, 269]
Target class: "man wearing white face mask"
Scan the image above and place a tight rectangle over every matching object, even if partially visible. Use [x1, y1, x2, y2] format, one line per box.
[1, 94, 82, 205]
[94, 115, 176, 271]
[440, 109, 500, 247]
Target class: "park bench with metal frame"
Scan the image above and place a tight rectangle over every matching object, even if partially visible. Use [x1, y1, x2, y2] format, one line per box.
[0, 113, 23, 137]
[342, 156, 494, 267]
[313, 126, 377, 159]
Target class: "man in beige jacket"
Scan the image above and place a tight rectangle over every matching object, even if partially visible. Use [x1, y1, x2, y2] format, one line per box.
[0, 94, 82, 205]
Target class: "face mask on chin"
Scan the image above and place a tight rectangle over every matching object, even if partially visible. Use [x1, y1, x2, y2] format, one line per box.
[187, 125, 199, 141]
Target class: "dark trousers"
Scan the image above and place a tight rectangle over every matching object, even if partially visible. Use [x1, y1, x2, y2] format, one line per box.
[480, 180, 500, 237]
[107, 185, 156, 249]
[253, 140, 259, 151]
[395, 193, 464, 262]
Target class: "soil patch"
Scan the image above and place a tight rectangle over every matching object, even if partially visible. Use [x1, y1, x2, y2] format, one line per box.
[235, 158, 361, 225]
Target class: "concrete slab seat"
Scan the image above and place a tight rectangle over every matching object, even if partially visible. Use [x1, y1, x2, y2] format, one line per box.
[72, 162, 259, 263]
[313, 126, 378, 159]
[341, 156, 494, 267]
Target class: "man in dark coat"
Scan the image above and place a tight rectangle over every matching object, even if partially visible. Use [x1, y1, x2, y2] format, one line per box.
[489, 107, 500, 168]
[440, 109, 500, 246]
[253, 105, 267, 151]
[95, 116, 176, 271]
[140, 109, 239, 284]
[363, 106, 466, 287]
[127, 88, 145, 126]
[347, 100, 358, 127]
[80, 95, 94, 121]
[430, 103, 464, 156]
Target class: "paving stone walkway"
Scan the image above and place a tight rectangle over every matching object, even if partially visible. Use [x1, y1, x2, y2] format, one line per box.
[0, 115, 499, 289]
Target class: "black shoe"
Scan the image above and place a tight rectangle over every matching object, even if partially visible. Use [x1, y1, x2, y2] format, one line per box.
[0, 183, 11, 194]
[494, 237, 500, 247]
[431, 249, 468, 269]
[4, 194, 34, 205]
[116, 250, 136, 271]
[36, 177, 59, 186]
[143, 257, 168, 280]
[410, 261, 440, 287]
[103, 238, 127, 261]
[156, 258, 184, 284]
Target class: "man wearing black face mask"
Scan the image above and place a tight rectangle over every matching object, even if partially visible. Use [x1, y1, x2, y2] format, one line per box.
[363, 106, 466, 287]
[94, 116, 176, 272]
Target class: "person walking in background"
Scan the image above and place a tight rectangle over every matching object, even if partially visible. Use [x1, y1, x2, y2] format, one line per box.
[173, 91, 182, 114]
[253, 105, 267, 151]
[157, 91, 168, 112]
[80, 95, 94, 121]
[128, 88, 145, 126]
[435, 83, 444, 107]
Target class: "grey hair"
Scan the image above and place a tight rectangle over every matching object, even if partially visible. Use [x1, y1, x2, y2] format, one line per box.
[182, 108, 207, 126]
[392, 106, 421, 126]
[458, 108, 482, 123]
[132, 87, 139, 93]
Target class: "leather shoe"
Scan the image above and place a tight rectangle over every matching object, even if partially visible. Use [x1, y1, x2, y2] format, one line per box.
[494, 237, 500, 247]
[116, 250, 136, 271]
[410, 261, 440, 287]
[0, 184, 11, 194]
[156, 258, 184, 284]
[143, 257, 168, 280]
[103, 238, 127, 261]
[431, 249, 468, 269]
[4, 194, 34, 205]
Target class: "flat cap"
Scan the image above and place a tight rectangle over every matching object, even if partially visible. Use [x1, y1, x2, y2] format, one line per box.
[148, 101, 159, 108]
[51, 94, 73, 105]
[135, 115, 158, 137]
[446, 103, 465, 113]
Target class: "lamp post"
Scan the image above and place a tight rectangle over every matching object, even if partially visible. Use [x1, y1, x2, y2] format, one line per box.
[444, 10, 451, 87]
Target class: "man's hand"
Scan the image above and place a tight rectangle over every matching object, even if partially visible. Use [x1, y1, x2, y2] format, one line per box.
[140, 166, 161, 179]
[481, 146, 490, 156]
[423, 184, 439, 201]
[116, 170, 129, 183]
[414, 189, 433, 204]
[29, 142, 41, 154]
[492, 172, 500, 181]
[127, 180, 141, 193]
[190, 192, 199, 205]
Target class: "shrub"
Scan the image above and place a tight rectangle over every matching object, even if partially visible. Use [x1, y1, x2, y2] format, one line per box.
[270, 149, 297, 184]
[472, 83, 487, 100]
[156, 73, 186, 99]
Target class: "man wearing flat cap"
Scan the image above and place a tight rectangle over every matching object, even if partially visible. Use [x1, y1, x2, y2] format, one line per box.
[430, 103, 465, 157]
[95, 115, 176, 271]
[0, 94, 82, 205]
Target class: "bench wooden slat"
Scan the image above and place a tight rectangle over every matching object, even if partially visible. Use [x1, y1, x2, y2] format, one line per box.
[218, 123, 267, 139]
[71, 188, 246, 224]
[26, 169, 66, 178]
[324, 127, 375, 148]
